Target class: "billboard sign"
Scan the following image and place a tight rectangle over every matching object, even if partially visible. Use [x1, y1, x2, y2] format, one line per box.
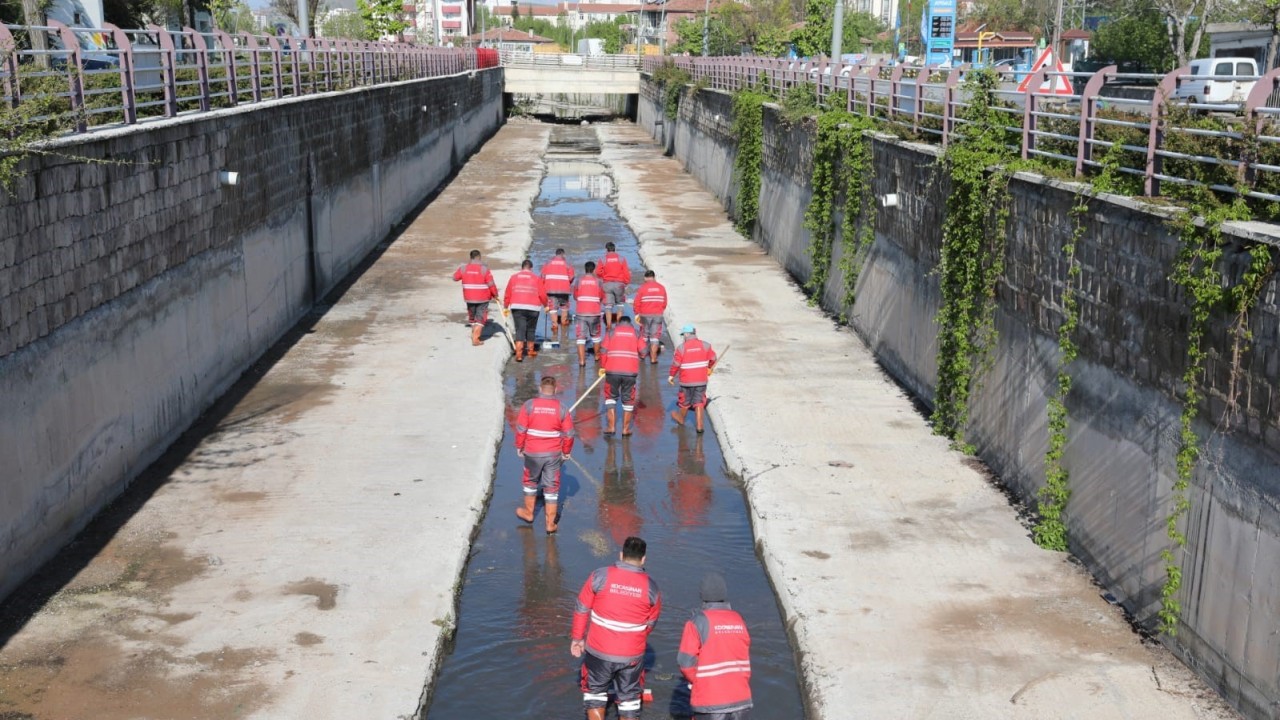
[921, 0, 955, 66]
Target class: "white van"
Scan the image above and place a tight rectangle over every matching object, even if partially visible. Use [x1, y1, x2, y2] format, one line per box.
[1173, 57, 1259, 104]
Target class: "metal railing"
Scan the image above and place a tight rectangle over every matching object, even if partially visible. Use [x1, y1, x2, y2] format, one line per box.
[500, 50, 640, 70]
[643, 55, 1280, 202]
[0, 22, 500, 133]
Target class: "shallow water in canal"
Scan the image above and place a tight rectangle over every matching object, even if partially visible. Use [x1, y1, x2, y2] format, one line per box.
[421, 126, 806, 719]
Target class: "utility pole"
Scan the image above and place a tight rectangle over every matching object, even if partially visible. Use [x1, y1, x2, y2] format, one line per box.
[701, 0, 710, 56]
[297, 0, 311, 37]
[831, 0, 844, 60]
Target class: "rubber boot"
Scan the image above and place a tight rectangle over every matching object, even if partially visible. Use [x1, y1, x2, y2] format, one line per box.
[516, 494, 536, 523]
[694, 406, 705, 434]
[544, 502, 559, 534]
[621, 410, 633, 436]
[577, 345, 587, 367]
[529, 341, 538, 358]
[605, 407, 616, 435]
[515, 341, 525, 362]
[471, 325, 483, 346]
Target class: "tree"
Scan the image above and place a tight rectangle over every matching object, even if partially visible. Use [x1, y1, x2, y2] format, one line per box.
[320, 9, 372, 38]
[358, 0, 408, 39]
[792, 0, 889, 57]
[1244, 0, 1280, 69]
[271, 0, 328, 34]
[1091, 9, 1176, 70]
[967, 0, 1056, 34]
[1150, 0, 1222, 67]
[210, 0, 255, 32]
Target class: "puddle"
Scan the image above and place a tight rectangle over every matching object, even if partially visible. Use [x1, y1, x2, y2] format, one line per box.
[421, 126, 806, 718]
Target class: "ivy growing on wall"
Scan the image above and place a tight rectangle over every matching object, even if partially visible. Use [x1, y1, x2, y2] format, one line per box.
[802, 111, 878, 311]
[730, 87, 768, 236]
[651, 61, 692, 121]
[931, 69, 1016, 447]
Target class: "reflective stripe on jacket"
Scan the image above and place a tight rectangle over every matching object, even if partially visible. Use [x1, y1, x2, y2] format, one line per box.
[677, 605, 753, 714]
[600, 324, 646, 375]
[573, 275, 605, 317]
[504, 269, 548, 311]
[670, 338, 716, 386]
[597, 252, 631, 284]
[540, 256, 575, 295]
[453, 262, 498, 303]
[514, 396, 574, 456]
[633, 280, 668, 317]
[571, 562, 661, 663]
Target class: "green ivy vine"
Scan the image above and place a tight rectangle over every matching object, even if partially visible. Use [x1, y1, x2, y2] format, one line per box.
[651, 61, 691, 120]
[931, 69, 1016, 447]
[731, 87, 768, 236]
[802, 111, 878, 311]
[1159, 186, 1253, 635]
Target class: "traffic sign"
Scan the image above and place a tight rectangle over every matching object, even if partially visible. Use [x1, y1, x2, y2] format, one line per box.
[1017, 47, 1074, 95]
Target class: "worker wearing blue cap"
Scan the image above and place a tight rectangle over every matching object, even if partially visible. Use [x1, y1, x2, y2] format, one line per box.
[668, 325, 718, 433]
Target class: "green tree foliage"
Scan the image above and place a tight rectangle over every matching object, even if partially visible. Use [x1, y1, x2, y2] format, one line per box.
[672, 14, 744, 55]
[514, 15, 631, 52]
[793, 0, 890, 56]
[209, 0, 255, 32]
[320, 9, 372, 39]
[358, 0, 408, 39]
[1091, 10, 1177, 70]
[968, 0, 1055, 34]
[272, 0, 328, 33]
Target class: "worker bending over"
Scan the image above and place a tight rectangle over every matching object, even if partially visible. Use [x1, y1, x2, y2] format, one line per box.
[514, 376, 575, 534]
[541, 248, 575, 332]
[633, 270, 668, 365]
[669, 325, 717, 434]
[503, 259, 548, 362]
[598, 241, 631, 329]
[677, 573, 753, 720]
[571, 536, 662, 720]
[598, 316, 647, 436]
[452, 249, 498, 346]
[573, 261, 606, 367]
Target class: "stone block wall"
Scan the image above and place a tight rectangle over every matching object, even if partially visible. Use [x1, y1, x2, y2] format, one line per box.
[0, 69, 504, 601]
[640, 77, 1280, 719]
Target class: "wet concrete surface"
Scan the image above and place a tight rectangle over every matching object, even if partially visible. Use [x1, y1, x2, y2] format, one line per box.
[423, 126, 805, 718]
[0, 123, 549, 719]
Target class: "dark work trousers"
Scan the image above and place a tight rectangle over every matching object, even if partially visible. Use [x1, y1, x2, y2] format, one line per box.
[512, 309, 540, 343]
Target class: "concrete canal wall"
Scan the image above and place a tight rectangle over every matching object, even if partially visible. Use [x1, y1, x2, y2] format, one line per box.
[639, 77, 1280, 719]
[0, 69, 505, 602]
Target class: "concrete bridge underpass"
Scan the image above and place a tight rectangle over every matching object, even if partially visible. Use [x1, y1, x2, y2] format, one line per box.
[501, 52, 642, 120]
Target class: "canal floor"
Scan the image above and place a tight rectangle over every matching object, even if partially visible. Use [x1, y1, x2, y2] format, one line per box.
[422, 127, 806, 718]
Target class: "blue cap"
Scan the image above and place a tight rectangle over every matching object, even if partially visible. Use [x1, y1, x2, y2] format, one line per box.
[680, 324, 696, 334]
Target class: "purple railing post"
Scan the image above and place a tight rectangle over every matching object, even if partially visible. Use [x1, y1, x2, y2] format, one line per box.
[867, 61, 884, 116]
[266, 35, 285, 97]
[103, 23, 137, 123]
[0, 24, 20, 106]
[147, 24, 179, 117]
[1020, 67, 1046, 160]
[288, 37, 302, 94]
[889, 64, 904, 121]
[240, 34, 263, 101]
[1074, 65, 1115, 176]
[183, 27, 211, 111]
[942, 65, 964, 148]
[915, 64, 935, 135]
[1146, 66, 1187, 196]
[49, 22, 87, 131]
[213, 30, 238, 106]
[1240, 66, 1280, 186]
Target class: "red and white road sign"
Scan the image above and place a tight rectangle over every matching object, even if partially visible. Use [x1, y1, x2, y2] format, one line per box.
[1017, 48, 1075, 95]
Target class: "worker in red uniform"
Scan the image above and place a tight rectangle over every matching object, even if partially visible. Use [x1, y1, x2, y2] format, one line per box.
[573, 261, 606, 368]
[597, 316, 647, 435]
[633, 270, 668, 364]
[598, 241, 632, 329]
[571, 536, 662, 720]
[452, 249, 499, 346]
[677, 573, 753, 720]
[541, 248, 575, 333]
[514, 376, 575, 534]
[503, 259, 549, 362]
[668, 324, 718, 434]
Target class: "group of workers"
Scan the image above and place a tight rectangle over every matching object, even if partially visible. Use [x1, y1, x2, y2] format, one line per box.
[452, 246, 750, 720]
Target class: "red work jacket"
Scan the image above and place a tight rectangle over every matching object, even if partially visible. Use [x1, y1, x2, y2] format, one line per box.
[677, 604, 753, 714]
[670, 338, 717, 386]
[633, 280, 668, 317]
[600, 324, 646, 376]
[573, 275, 605, 317]
[504, 269, 548, 312]
[540, 256, 575, 295]
[453, 262, 498, 303]
[572, 562, 662, 663]
[597, 252, 632, 284]
[514, 396, 574, 456]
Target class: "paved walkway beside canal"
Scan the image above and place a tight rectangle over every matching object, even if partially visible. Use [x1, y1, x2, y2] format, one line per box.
[0, 124, 547, 719]
[600, 124, 1240, 720]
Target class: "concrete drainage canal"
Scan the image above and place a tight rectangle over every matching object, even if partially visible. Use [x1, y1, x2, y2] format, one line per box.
[419, 125, 806, 719]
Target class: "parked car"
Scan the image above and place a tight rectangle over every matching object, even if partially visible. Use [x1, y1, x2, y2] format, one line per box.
[1172, 57, 1259, 104]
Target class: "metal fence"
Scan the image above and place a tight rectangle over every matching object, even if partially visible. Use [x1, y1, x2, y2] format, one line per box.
[500, 50, 641, 70]
[643, 55, 1280, 202]
[0, 22, 500, 133]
